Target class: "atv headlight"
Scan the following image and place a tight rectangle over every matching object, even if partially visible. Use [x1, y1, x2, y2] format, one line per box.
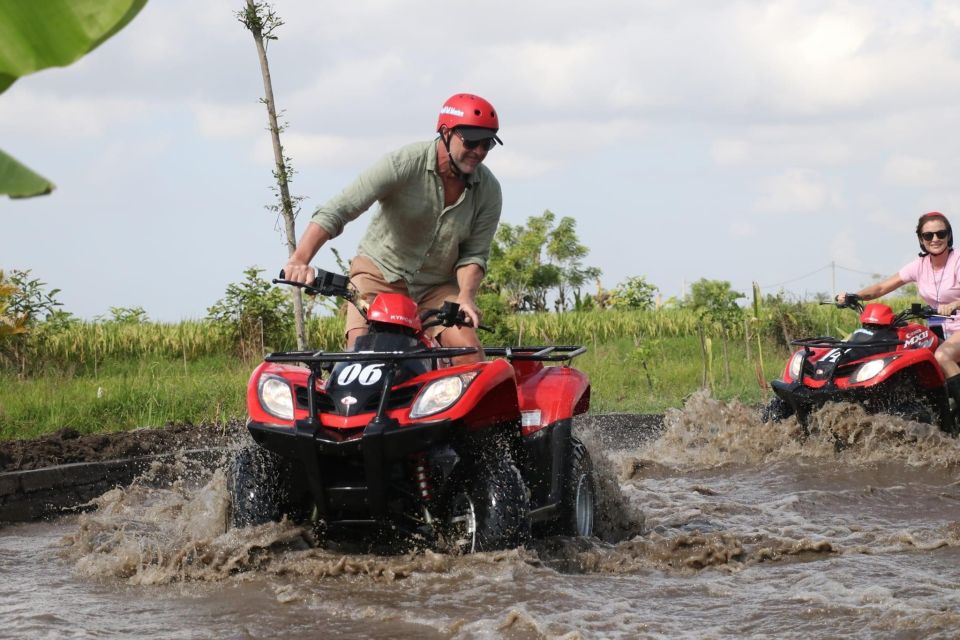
[410, 372, 478, 419]
[788, 351, 805, 380]
[850, 357, 896, 384]
[258, 375, 294, 420]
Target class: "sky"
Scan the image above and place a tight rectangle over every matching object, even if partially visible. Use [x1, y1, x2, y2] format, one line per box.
[3, 0, 960, 321]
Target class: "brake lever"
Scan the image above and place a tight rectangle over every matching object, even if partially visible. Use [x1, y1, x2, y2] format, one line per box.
[272, 277, 322, 296]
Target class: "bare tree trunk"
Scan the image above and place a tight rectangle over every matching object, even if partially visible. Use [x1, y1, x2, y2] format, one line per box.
[240, 0, 307, 350]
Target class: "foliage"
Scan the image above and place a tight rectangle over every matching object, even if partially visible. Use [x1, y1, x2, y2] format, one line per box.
[0, 271, 28, 338]
[0, 0, 148, 198]
[206, 267, 294, 357]
[609, 276, 659, 310]
[99, 306, 149, 324]
[683, 278, 745, 331]
[485, 210, 600, 312]
[0, 356, 248, 439]
[0, 269, 71, 374]
[5, 269, 63, 323]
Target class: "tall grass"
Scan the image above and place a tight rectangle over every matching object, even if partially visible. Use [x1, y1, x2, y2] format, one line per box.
[0, 355, 249, 440]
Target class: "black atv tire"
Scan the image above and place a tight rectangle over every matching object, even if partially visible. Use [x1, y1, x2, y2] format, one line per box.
[438, 452, 531, 553]
[554, 438, 597, 537]
[760, 396, 793, 423]
[229, 445, 291, 529]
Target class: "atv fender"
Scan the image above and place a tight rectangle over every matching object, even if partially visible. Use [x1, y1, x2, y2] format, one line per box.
[517, 366, 590, 436]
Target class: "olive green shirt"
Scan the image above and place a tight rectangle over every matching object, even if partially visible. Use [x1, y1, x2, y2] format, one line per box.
[310, 140, 502, 299]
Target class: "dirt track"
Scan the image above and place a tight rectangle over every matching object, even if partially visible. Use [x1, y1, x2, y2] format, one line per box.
[0, 422, 245, 473]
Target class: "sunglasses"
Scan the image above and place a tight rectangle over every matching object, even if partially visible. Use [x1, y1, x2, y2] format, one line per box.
[455, 130, 496, 151]
[921, 230, 950, 241]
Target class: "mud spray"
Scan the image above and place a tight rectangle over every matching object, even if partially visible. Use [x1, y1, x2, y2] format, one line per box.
[15, 395, 959, 637]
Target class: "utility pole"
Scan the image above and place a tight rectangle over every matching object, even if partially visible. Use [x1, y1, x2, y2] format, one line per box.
[831, 261, 836, 295]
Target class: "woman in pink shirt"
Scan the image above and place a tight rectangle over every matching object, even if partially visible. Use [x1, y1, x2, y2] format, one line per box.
[837, 211, 960, 405]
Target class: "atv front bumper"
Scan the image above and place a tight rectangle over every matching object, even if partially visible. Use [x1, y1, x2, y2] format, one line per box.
[770, 378, 949, 426]
[247, 416, 454, 525]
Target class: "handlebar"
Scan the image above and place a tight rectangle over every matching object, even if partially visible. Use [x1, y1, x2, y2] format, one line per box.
[823, 294, 953, 324]
[420, 301, 492, 332]
[274, 268, 353, 299]
[273, 268, 490, 332]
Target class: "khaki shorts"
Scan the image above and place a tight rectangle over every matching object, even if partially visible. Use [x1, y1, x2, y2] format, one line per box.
[345, 255, 459, 337]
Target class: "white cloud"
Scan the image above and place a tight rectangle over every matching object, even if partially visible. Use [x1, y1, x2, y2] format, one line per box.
[258, 132, 408, 169]
[0, 89, 148, 139]
[754, 168, 830, 214]
[882, 155, 941, 188]
[192, 102, 263, 139]
[728, 220, 756, 238]
[711, 138, 751, 167]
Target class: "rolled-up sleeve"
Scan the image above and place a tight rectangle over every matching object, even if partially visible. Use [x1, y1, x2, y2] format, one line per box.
[456, 180, 502, 273]
[310, 152, 400, 238]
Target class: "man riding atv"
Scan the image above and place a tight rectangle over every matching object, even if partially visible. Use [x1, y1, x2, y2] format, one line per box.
[283, 93, 503, 364]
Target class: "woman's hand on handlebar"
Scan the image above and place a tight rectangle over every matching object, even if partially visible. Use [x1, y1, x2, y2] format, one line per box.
[835, 292, 861, 306]
[938, 302, 960, 316]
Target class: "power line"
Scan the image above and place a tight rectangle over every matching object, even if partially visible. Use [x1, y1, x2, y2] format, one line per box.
[758, 265, 830, 289]
[758, 263, 886, 290]
[835, 264, 887, 277]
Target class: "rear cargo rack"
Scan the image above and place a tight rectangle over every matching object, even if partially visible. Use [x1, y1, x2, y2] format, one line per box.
[483, 345, 586, 362]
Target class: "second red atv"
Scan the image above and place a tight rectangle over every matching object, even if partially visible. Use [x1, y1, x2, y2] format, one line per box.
[231, 268, 596, 552]
[763, 295, 958, 434]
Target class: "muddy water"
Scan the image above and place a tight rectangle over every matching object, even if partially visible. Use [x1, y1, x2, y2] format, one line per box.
[5, 393, 960, 639]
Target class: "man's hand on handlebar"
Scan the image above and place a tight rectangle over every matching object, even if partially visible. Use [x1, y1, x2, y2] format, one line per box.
[457, 296, 482, 330]
[281, 260, 316, 285]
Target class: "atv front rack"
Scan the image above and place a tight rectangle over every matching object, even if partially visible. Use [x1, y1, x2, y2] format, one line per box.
[791, 337, 903, 349]
[265, 347, 478, 365]
[483, 345, 586, 362]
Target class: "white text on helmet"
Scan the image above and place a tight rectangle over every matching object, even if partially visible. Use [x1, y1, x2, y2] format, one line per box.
[440, 106, 464, 117]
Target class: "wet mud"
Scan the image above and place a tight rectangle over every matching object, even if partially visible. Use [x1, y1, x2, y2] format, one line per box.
[0, 421, 244, 472]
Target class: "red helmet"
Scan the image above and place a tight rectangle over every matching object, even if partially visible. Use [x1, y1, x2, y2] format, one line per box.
[436, 93, 501, 143]
[860, 303, 895, 327]
[367, 293, 422, 332]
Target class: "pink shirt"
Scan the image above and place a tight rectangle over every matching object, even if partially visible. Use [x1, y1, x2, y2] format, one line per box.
[899, 249, 960, 334]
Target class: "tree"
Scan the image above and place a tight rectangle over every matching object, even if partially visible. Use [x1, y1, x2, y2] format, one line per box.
[485, 210, 600, 312]
[609, 276, 659, 310]
[0, 271, 28, 339]
[547, 215, 601, 311]
[207, 267, 293, 358]
[103, 306, 149, 324]
[0, 269, 71, 375]
[0, 0, 148, 198]
[238, 1, 308, 349]
[684, 278, 745, 386]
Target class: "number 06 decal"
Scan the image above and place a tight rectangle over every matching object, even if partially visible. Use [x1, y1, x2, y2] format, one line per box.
[337, 363, 384, 386]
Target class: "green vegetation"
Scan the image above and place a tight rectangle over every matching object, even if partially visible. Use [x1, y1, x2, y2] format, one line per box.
[1, 258, 917, 441]
[0, 296, 897, 440]
[0, 356, 247, 440]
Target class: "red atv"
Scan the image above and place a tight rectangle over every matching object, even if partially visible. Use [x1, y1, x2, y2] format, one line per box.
[231, 268, 596, 552]
[763, 295, 957, 434]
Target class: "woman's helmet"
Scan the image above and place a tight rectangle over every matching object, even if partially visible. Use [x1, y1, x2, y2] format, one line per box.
[436, 93, 502, 144]
[916, 211, 953, 256]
